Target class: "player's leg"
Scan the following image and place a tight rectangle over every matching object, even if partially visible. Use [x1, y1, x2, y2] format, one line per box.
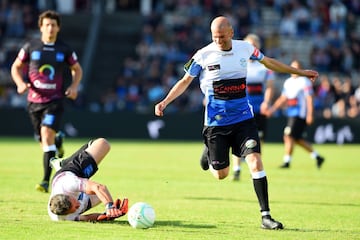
[55, 130, 65, 158]
[232, 154, 242, 181]
[280, 131, 295, 168]
[280, 117, 298, 168]
[245, 152, 283, 229]
[85, 138, 111, 166]
[199, 144, 210, 170]
[296, 138, 325, 168]
[204, 126, 231, 180]
[37, 125, 57, 192]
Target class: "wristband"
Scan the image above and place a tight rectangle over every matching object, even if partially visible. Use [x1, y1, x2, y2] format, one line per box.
[105, 202, 114, 210]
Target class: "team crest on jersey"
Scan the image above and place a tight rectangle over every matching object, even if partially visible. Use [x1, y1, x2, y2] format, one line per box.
[240, 58, 247, 67]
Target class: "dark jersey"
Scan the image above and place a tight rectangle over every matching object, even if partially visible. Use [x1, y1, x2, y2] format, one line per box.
[16, 39, 79, 103]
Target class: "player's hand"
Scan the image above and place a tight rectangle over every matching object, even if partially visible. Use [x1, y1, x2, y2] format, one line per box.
[65, 85, 78, 100]
[17, 82, 30, 94]
[260, 102, 270, 116]
[96, 198, 129, 221]
[155, 101, 167, 116]
[303, 70, 319, 83]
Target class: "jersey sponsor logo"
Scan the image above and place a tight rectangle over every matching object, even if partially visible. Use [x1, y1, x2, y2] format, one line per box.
[222, 52, 233, 56]
[43, 47, 55, 51]
[56, 53, 65, 62]
[213, 78, 246, 100]
[31, 51, 41, 60]
[207, 64, 220, 71]
[33, 79, 56, 89]
[39, 64, 55, 80]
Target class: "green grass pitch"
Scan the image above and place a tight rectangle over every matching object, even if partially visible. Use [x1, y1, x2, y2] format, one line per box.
[0, 137, 359, 240]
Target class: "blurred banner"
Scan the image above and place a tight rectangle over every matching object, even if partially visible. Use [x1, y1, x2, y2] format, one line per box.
[1, 108, 359, 144]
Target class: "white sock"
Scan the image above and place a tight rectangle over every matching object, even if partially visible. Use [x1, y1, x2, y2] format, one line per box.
[233, 165, 241, 172]
[43, 144, 56, 152]
[310, 151, 318, 160]
[283, 155, 291, 163]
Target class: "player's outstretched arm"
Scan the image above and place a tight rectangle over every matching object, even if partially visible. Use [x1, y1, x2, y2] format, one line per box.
[155, 73, 194, 116]
[260, 56, 319, 82]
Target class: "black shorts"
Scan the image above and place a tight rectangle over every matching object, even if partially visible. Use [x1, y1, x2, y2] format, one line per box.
[55, 141, 98, 179]
[28, 99, 64, 136]
[284, 117, 307, 140]
[254, 113, 267, 140]
[203, 118, 261, 170]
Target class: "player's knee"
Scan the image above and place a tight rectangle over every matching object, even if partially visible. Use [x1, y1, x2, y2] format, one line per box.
[245, 153, 263, 172]
[211, 168, 229, 180]
[95, 138, 111, 151]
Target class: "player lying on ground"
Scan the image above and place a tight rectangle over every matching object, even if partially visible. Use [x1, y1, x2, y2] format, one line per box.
[48, 137, 128, 221]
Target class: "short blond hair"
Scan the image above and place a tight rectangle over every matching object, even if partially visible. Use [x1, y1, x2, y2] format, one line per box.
[49, 194, 72, 215]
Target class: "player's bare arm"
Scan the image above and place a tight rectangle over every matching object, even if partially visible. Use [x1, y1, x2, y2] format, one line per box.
[260, 56, 319, 82]
[65, 62, 83, 100]
[11, 58, 30, 94]
[85, 179, 122, 218]
[155, 73, 194, 116]
[306, 95, 314, 125]
[266, 94, 287, 117]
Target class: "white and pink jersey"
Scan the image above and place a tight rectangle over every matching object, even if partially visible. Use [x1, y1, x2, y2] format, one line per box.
[184, 40, 265, 126]
[281, 76, 313, 119]
[47, 171, 99, 221]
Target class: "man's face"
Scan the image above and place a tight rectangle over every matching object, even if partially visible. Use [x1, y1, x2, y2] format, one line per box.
[211, 27, 233, 51]
[40, 18, 60, 42]
[67, 196, 80, 214]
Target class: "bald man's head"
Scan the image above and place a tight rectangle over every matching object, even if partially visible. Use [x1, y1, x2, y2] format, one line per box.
[210, 16, 234, 51]
[210, 16, 232, 32]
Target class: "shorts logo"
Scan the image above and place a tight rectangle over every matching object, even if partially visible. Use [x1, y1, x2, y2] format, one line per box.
[42, 114, 55, 125]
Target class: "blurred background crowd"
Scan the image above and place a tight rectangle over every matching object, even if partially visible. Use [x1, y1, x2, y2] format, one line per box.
[1, 0, 360, 119]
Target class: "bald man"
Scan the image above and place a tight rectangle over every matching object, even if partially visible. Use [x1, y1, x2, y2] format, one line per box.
[155, 16, 319, 230]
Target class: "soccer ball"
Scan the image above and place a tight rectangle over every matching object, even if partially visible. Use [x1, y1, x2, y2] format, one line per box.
[127, 202, 156, 229]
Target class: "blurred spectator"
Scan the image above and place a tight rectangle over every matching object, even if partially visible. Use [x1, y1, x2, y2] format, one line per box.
[279, 8, 297, 36]
[314, 74, 334, 118]
[5, 1, 25, 38]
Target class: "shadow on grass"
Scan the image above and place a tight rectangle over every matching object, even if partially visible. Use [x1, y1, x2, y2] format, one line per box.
[185, 196, 360, 207]
[280, 227, 360, 235]
[94, 219, 216, 229]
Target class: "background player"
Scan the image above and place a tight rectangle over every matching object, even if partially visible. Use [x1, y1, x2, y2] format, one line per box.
[232, 33, 275, 181]
[265, 60, 325, 169]
[11, 10, 83, 192]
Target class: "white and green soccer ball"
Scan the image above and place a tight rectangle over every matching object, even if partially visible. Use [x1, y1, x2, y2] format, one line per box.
[127, 202, 155, 229]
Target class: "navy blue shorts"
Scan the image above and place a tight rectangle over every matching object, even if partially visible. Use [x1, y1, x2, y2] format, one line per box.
[55, 141, 98, 179]
[203, 118, 261, 170]
[284, 117, 307, 140]
[28, 99, 64, 136]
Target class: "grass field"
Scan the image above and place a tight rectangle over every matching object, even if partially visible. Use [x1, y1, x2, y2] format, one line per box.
[0, 137, 359, 240]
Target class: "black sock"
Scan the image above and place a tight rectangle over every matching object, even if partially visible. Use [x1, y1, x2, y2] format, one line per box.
[43, 151, 56, 182]
[253, 176, 270, 213]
